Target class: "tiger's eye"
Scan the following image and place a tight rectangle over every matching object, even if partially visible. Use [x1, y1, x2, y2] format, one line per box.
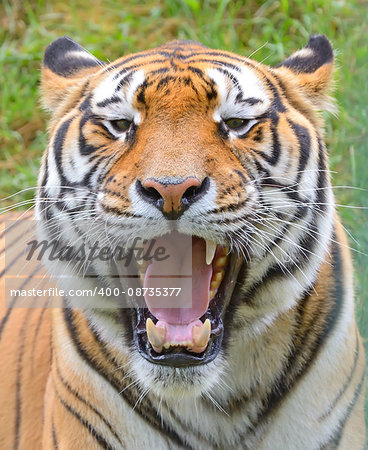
[110, 119, 132, 132]
[224, 118, 247, 129]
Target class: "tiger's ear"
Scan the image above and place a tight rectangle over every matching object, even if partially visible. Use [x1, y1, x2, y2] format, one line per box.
[273, 34, 336, 113]
[41, 36, 104, 111]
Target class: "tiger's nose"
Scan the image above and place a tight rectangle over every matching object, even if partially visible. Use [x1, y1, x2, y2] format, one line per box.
[136, 177, 209, 218]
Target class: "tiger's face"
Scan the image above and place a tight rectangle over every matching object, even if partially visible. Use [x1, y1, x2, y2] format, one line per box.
[37, 36, 335, 398]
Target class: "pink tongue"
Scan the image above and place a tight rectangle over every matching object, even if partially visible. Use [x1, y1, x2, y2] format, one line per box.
[144, 234, 212, 325]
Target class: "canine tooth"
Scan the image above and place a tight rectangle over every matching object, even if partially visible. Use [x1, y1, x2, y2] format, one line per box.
[206, 240, 217, 265]
[146, 318, 166, 352]
[192, 319, 211, 348]
[209, 289, 216, 300]
[215, 256, 227, 268]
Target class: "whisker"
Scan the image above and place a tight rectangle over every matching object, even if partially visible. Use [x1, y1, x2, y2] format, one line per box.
[202, 391, 229, 416]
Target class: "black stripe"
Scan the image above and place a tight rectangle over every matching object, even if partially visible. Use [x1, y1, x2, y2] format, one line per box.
[287, 119, 311, 183]
[0, 215, 30, 243]
[0, 263, 45, 343]
[0, 237, 33, 278]
[234, 169, 249, 184]
[90, 120, 117, 140]
[283, 137, 329, 269]
[186, 66, 217, 100]
[317, 233, 345, 339]
[186, 58, 241, 72]
[55, 357, 123, 446]
[259, 200, 310, 257]
[109, 52, 166, 70]
[252, 155, 270, 178]
[216, 67, 242, 92]
[319, 331, 360, 421]
[208, 198, 250, 216]
[259, 177, 311, 203]
[240, 203, 311, 304]
[115, 72, 134, 91]
[82, 158, 108, 188]
[79, 93, 92, 112]
[164, 50, 245, 64]
[0, 230, 33, 260]
[30, 306, 48, 375]
[329, 370, 366, 446]
[14, 301, 38, 449]
[316, 136, 328, 211]
[148, 67, 170, 76]
[56, 390, 114, 450]
[241, 96, 263, 105]
[99, 203, 142, 218]
[156, 75, 176, 89]
[79, 111, 99, 156]
[268, 117, 281, 165]
[252, 115, 281, 165]
[53, 116, 75, 185]
[136, 80, 149, 105]
[52, 417, 58, 449]
[95, 96, 122, 108]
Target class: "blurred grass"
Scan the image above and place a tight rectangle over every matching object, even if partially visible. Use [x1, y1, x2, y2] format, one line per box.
[1, 0, 367, 426]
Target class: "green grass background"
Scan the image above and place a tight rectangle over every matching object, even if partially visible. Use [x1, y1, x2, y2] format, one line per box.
[1, 0, 367, 428]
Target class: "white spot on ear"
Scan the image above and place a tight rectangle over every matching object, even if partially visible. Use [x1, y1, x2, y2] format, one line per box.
[290, 48, 314, 59]
[67, 50, 99, 61]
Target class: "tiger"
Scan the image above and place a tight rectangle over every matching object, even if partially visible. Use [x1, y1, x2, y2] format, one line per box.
[0, 34, 366, 449]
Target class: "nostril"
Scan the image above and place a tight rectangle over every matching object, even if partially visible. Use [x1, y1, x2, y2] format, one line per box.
[136, 180, 163, 205]
[182, 177, 210, 205]
[182, 185, 197, 200]
[144, 187, 162, 201]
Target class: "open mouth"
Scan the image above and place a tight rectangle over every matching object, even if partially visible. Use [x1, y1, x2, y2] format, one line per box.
[121, 232, 243, 367]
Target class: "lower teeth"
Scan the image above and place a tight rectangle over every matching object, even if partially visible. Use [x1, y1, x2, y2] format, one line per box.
[146, 318, 212, 353]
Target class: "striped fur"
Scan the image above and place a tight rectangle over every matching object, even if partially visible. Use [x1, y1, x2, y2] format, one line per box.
[0, 35, 365, 449]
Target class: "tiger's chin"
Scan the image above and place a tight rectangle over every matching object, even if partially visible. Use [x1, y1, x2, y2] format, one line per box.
[129, 350, 227, 399]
